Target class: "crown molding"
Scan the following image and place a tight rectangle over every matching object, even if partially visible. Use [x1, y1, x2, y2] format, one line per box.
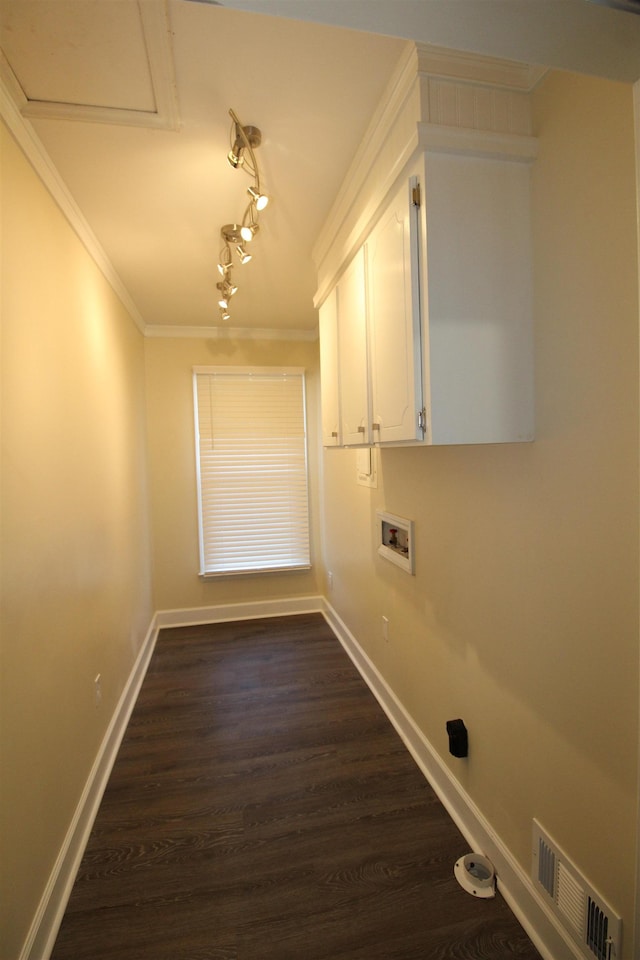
[312, 41, 417, 270]
[415, 43, 547, 91]
[1, 77, 147, 334]
[144, 324, 318, 341]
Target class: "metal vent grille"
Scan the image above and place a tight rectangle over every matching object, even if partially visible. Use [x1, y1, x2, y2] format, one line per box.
[557, 861, 585, 935]
[587, 897, 610, 960]
[537, 835, 556, 898]
[532, 821, 623, 959]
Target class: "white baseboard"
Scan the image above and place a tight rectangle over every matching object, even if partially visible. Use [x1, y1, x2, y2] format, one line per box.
[321, 600, 583, 960]
[155, 595, 324, 629]
[21, 617, 160, 960]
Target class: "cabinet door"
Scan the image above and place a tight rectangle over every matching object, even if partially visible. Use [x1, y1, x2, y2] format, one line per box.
[337, 247, 370, 446]
[425, 152, 534, 444]
[367, 178, 423, 444]
[318, 288, 340, 447]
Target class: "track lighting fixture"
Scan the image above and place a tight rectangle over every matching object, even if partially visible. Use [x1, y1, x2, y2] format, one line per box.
[214, 109, 270, 322]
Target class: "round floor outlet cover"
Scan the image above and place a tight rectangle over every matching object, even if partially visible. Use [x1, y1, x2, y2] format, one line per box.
[454, 853, 496, 898]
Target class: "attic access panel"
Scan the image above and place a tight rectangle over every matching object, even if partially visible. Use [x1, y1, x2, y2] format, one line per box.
[0, 0, 179, 128]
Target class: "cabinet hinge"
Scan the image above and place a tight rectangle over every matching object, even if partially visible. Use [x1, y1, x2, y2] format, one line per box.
[418, 408, 427, 435]
[412, 183, 421, 207]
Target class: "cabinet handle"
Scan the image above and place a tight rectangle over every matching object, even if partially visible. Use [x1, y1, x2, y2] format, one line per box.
[331, 431, 338, 438]
[372, 422, 381, 431]
[357, 426, 365, 433]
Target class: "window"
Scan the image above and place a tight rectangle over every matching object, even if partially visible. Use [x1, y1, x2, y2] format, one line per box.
[193, 366, 311, 577]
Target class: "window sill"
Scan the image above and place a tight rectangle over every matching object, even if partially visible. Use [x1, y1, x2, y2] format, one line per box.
[199, 564, 312, 580]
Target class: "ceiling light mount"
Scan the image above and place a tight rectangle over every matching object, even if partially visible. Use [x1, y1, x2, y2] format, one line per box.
[220, 224, 243, 245]
[215, 110, 270, 322]
[227, 123, 262, 168]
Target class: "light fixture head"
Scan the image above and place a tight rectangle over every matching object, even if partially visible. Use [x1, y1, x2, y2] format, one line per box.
[217, 244, 232, 275]
[248, 185, 269, 211]
[240, 209, 260, 242]
[240, 202, 259, 243]
[217, 278, 237, 298]
[217, 279, 235, 309]
[236, 244, 252, 264]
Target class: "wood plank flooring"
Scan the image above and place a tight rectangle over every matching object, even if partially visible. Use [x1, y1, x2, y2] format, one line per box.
[51, 614, 541, 960]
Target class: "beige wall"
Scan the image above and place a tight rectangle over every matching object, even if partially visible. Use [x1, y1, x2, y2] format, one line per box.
[321, 70, 639, 934]
[0, 123, 154, 958]
[144, 336, 321, 612]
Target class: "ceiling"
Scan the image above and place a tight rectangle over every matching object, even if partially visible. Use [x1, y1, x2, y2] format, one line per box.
[221, 0, 640, 84]
[2, 0, 640, 338]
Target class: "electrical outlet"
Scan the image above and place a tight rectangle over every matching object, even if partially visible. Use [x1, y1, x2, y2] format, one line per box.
[382, 616, 389, 642]
[94, 673, 102, 707]
[327, 571, 333, 591]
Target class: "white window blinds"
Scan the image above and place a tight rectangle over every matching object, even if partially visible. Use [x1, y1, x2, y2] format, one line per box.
[193, 367, 311, 576]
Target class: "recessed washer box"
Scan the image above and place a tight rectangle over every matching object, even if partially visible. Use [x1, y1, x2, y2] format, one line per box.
[377, 510, 414, 574]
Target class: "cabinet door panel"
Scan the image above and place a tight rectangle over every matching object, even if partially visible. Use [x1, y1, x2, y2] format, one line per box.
[338, 248, 370, 446]
[367, 180, 422, 444]
[425, 152, 534, 444]
[318, 288, 340, 447]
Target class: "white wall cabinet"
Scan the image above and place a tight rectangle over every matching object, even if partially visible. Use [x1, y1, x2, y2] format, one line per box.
[318, 287, 340, 447]
[320, 180, 423, 450]
[337, 247, 370, 446]
[315, 43, 537, 449]
[421, 151, 534, 445]
[319, 157, 534, 448]
[367, 177, 424, 445]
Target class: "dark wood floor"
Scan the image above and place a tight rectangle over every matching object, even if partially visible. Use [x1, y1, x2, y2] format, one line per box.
[52, 614, 541, 960]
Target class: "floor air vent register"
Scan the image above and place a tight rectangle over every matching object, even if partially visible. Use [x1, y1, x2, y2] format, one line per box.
[532, 820, 623, 960]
